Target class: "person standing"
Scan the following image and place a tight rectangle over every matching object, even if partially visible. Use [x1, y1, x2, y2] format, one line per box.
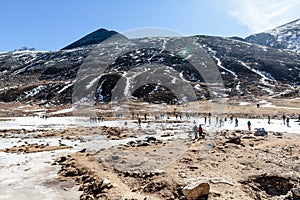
[235, 118, 238, 127]
[268, 115, 271, 124]
[286, 117, 290, 127]
[247, 121, 251, 131]
[204, 116, 207, 124]
[282, 114, 286, 125]
[193, 125, 198, 139]
[219, 118, 223, 127]
[198, 125, 203, 138]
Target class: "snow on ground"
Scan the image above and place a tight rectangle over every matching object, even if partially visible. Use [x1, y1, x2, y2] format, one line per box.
[0, 116, 81, 130]
[0, 113, 299, 199]
[239, 102, 251, 106]
[57, 82, 73, 94]
[0, 150, 81, 200]
[238, 60, 276, 88]
[86, 77, 100, 90]
[221, 118, 299, 134]
[50, 108, 75, 115]
[261, 103, 300, 110]
[0, 115, 299, 135]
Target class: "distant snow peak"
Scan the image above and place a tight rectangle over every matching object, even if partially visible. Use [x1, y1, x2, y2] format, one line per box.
[245, 18, 300, 52]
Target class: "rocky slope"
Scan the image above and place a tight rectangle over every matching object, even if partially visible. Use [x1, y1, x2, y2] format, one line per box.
[245, 19, 300, 53]
[0, 27, 299, 105]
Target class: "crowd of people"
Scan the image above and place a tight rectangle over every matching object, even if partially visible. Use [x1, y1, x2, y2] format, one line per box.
[88, 110, 299, 141]
[89, 115, 105, 123]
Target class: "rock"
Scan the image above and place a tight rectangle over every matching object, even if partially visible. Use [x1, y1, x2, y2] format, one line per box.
[111, 155, 120, 160]
[254, 128, 268, 137]
[57, 156, 67, 163]
[273, 132, 283, 136]
[79, 148, 87, 153]
[291, 188, 300, 198]
[139, 142, 150, 147]
[225, 136, 241, 145]
[182, 182, 210, 200]
[146, 136, 156, 143]
[127, 141, 136, 146]
[101, 178, 110, 188]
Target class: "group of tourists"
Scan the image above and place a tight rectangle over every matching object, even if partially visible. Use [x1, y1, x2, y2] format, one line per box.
[282, 114, 290, 127]
[89, 115, 104, 123]
[268, 114, 297, 127]
[193, 124, 204, 139]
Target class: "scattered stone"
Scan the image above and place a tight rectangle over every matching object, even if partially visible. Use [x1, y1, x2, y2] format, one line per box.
[146, 136, 156, 143]
[225, 136, 241, 145]
[78, 148, 87, 153]
[242, 174, 294, 197]
[273, 132, 283, 136]
[2, 144, 71, 153]
[101, 178, 110, 188]
[291, 188, 300, 199]
[182, 182, 210, 200]
[254, 128, 268, 137]
[57, 156, 67, 163]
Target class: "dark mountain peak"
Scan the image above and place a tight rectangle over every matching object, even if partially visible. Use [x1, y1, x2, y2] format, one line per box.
[62, 28, 127, 50]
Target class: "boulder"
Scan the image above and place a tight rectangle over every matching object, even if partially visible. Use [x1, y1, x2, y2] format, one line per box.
[182, 182, 210, 200]
[254, 128, 268, 137]
[291, 188, 300, 199]
[225, 136, 241, 145]
[273, 132, 282, 136]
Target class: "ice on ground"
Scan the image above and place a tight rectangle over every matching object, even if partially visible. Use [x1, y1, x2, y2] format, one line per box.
[0, 113, 299, 200]
[0, 150, 81, 200]
[50, 108, 74, 115]
[239, 102, 250, 106]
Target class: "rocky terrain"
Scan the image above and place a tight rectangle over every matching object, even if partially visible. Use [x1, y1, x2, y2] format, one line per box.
[56, 130, 300, 200]
[0, 99, 299, 199]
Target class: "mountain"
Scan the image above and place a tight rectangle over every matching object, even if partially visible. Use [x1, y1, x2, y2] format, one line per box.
[0, 22, 299, 105]
[1, 37, 299, 105]
[245, 19, 300, 53]
[62, 28, 125, 50]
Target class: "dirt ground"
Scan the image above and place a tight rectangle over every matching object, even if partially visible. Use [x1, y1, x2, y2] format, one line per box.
[1, 99, 300, 200]
[54, 130, 300, 200]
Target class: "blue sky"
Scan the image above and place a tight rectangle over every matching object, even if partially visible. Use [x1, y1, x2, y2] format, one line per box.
[1, 0, 299, 52]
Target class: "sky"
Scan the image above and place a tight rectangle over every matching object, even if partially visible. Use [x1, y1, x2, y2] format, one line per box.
[0, 0, 299, 52]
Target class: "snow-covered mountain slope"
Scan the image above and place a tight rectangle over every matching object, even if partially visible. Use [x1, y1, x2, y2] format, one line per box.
[0, 34, 299, 105]
[245, 19, 300, 53]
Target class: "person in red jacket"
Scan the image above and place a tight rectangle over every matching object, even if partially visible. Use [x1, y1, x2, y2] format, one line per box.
[198, 125, 203, 138]
[247, 121, 251, 131]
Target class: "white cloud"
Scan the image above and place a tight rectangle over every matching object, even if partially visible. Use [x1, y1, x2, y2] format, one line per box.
[225, 0, 300, 33]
